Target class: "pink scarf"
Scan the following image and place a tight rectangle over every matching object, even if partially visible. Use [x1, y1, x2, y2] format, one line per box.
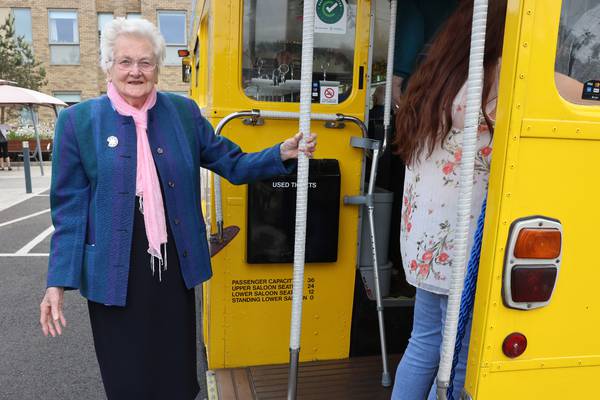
[107, 82, 168, 279]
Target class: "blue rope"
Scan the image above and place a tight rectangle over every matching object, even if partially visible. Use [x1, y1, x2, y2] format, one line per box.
[447, 195, 487, 400]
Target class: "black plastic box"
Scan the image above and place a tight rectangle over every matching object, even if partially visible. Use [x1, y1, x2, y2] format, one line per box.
[247, 159, 340, 263]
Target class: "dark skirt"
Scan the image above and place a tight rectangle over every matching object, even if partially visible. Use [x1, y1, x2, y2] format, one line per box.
[88, 201, 200, 400]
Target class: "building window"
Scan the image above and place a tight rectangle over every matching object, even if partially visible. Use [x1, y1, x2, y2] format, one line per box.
[53, 91, 81, 107]
[12, 8, 32, 43]
[98, 12, 113, 38]
[126, 13, 141, 20]
[158, 11, 187, 65]
[48, 10, 79, 65]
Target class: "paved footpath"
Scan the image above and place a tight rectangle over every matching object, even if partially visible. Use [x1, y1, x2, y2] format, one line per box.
[0, 165, 207, 400]
[0, 163, 52, 213]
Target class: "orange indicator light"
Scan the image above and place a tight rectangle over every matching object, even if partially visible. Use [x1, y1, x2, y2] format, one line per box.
[513, 229, 561, 259]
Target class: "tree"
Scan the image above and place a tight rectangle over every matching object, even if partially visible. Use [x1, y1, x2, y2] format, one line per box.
[0, 14, 47, 91]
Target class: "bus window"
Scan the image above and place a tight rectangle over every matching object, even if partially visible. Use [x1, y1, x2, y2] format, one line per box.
[555, 0, 600, 105]
[371, 0, 391, 84]
[242, 0, 357, 104]
[369, 0, 390, 108]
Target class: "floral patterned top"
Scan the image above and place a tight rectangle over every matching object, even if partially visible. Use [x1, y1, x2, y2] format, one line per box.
[401, 73, 499, 295]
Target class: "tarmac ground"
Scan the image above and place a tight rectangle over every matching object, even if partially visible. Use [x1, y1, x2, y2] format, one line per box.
[0, 163, 207, 400]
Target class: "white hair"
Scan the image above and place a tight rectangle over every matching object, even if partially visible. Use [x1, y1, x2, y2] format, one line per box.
[100, 18, 166, 73]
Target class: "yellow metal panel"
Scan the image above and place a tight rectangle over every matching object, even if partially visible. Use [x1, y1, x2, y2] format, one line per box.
[465, 0, 527, 392]
[521, 119, 600, 140]
[199, 0, 373, 369]
[474, 366, 600, 399]
[205, 0, 371, 118]
[520, 1, 599, 123]
[205, 118, 364, 369]
[466, 0, 600, 397]
[188, 0, 209, 104]
[479, 137, 600, 358]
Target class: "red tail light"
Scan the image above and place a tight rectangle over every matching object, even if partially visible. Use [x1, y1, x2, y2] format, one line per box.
[511, 267, 557, 303]
[504, 217, 562, 310]
[503, 332, 527, 358]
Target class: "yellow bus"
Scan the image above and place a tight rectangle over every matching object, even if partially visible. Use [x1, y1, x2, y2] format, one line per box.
[180, 1, 600, 398]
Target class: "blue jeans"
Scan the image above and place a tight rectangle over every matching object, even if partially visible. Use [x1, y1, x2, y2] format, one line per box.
[391, 288, 471, 400]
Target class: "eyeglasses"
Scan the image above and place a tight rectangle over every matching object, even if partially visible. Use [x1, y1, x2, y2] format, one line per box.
[114, 58, 157, 72]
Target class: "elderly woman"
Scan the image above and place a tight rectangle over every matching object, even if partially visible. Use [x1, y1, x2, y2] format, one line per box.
[39, 18, 315, 400]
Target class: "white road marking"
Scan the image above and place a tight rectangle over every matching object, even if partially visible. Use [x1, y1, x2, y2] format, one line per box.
[0, 186, 50, 212]
[15, 226, 54, 255]
[0, 253, 49, 257]
[0, 209, 51, 228]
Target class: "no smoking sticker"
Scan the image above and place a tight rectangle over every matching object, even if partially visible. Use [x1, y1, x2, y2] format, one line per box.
[320, 85, 339, 104]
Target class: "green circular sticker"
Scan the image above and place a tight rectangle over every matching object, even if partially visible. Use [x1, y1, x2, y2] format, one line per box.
[317, 0, 345, 24]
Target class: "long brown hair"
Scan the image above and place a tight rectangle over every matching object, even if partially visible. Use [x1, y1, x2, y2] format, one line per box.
[393, 0, 507, 165]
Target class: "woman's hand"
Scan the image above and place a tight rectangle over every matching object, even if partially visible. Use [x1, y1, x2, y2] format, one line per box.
[280, 132, 317, 161]
[40, 287, 66, 337]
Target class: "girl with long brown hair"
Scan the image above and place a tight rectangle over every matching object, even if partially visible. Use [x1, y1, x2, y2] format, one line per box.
[391, 1, 507, 398]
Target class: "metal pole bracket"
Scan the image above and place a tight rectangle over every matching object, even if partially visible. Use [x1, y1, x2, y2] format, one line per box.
[350, 137, 381, 151]
[324, 120, 346, 129]
[242, 116, 265, 126]
[343, 194, 374, 207]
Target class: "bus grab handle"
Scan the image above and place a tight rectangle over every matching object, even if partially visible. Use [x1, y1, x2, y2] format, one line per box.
[212, 110, 368, 242]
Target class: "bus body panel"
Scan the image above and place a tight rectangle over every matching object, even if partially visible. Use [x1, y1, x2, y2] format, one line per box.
[186, 0, 600, 392]
[191, 0, 374, 369]
[466, 1, 600, 397]
[476, 365, 600, 399]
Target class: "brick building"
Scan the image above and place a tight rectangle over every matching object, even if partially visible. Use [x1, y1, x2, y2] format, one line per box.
[0, 0, 191, 110]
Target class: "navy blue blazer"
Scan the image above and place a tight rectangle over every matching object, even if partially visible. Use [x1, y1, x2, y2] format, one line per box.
[47, 93, 293, 306]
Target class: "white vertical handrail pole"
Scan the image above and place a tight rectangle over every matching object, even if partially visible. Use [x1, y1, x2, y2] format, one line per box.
[436, 1, 489, 399]
[287, 0, 315, 399]
[382, 0, 397, 154]
[363, 0, 377, 123]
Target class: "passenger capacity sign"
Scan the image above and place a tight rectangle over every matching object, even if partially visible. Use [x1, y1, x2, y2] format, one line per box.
[230, 277, 317, 304]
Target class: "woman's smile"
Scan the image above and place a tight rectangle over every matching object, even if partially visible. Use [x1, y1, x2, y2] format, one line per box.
[108, 35, 157, 108]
